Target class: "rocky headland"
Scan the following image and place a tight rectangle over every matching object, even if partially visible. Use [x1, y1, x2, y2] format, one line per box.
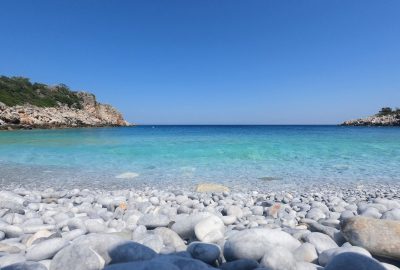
[342, 107, 400, 126]
[0, 182, 399, 270]
[0, 76, 130, 130]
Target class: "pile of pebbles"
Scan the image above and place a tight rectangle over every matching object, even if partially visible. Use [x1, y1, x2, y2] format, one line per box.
[0, 183, 399, 270]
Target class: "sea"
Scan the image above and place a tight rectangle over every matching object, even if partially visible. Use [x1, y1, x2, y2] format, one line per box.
[0, 125, 399, 190]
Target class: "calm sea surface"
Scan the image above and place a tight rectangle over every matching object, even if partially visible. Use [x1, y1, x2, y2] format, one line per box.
[0, 125, 399, 189]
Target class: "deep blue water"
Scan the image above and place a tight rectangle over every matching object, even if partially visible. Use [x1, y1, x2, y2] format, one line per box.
[0, 125, 399, 188]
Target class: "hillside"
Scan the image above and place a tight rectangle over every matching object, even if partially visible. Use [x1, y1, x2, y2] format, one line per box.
[0, 76, 130, 129]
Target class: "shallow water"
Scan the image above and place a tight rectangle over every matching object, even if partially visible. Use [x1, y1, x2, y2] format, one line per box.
[0, 125, 399, 189]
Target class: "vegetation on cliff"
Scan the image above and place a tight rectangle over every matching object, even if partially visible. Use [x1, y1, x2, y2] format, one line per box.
[377, 107, 400, 116]
[0, 76, 83, 108]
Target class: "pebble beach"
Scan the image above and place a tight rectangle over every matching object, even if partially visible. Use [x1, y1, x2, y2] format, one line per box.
[0, 182, 399, 270]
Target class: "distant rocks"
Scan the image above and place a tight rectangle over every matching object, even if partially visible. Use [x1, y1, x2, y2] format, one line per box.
[0, 93, 130, 130]
[342, 112, 400, 126]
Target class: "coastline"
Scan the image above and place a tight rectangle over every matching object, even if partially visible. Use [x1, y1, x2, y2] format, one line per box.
[0, 181, 399, 269]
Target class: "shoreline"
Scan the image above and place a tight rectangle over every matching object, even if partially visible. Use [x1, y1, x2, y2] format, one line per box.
[0, 182, 399, 269]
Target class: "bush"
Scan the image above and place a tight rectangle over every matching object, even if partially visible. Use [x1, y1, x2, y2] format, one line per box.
[0, 75, 83, 108]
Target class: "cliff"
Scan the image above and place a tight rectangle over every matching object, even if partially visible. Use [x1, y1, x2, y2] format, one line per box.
[0, 76, 130, 129]
[342, 107, 400, 126]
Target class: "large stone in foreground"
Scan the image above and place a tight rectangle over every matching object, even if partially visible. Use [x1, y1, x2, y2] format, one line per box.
[341, 216, 400, 260]
[324, 252, 386, 270]
[224, 228, 301, 261]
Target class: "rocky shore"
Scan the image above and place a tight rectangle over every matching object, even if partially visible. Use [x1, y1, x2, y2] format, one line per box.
[0, 183, 399, 270]
[0, 92, 129, 130]
[342, 113, 400, 126]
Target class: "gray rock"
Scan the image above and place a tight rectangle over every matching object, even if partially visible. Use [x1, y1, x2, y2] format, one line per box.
[324, 252, 386, 270]
[137, 214, 170, 229]
[304, 232, 338, 254]
[187, 242, 221, 265]
[171, 213, 212, 240]
[0, 255, 26, 268]
[260, 246, 296, 270]
[225, 206, 244, 219]
[318, 246, 371, 266]
[381, 209, 400, 221]
[104, 260, 179, 270]
[50, 244, 105, 270]
[341, 216, 400, 260]
[73, 233, 155, 264]
[26, 238, 69, 261]
[295, 262, 323, 270]
[108, 241, 157, 264]
[293, 243, 318, 263]
[220, 259, 259, 270]
[306, 208, 326, 221]
[224, 228, 301, 261]
[153, 227, 186, 252]
[84, 219, 107, 233]
[360, 207, 382, 219]
[2, 262, 47, 270]
[194, 215, 225, 243]
[151, 255, 212, 270]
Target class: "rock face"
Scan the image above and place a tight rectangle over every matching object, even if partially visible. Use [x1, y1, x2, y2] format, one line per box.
[341, 216, 400, 260]
[0, 93, 130, 129]
[342, 113, 400, 126]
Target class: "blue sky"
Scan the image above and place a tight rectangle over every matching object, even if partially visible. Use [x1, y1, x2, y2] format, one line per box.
[1, 1, 399, 124]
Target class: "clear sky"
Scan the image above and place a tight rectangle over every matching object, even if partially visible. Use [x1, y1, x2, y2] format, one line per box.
[1, 1, 399, 124]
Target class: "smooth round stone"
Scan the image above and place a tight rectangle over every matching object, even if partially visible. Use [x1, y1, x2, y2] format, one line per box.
[296, 262, 323, 270]
[73, 233, 156, 264]
[26, 230, 53, 247]
[360, 207, 382, 219]
[324, 252, 387, 270]
[221, 216, 237, 226]
[318, 246, 371, 266]
[2, 261, 47, 270]
[104, 261, 179, 270]
[50, 244, 105, 270]
[341, 216, 400, 260]
[293, 243, 318, 263]
[306, 208, 326, 221]
[151, 255, 212, 270]
[137, 214, 170, 229]
[171, 213, 212, 240]
[0, 254, 26, 268]
[187, 242, 221, 264]
[224, 228, 301, 261]
[260, 246, 296, 270]
[381, 209, 400, 221]
[304, 232, 338, 254]
[0, 231, 5, 240]
[220, 259, 260, 270]
[0, 225, 23, 238]
[225, 206, 244, 219]
[61, 229, 86, 241]
[251, 206, 264, 216]
[84, 219, 107, 233]
[67, 218, 86, 231]
[0, 243, 22, 254]
[194, 215, 225, 243]
[26, 238, 69, 261]
[153, 227, 186, 252]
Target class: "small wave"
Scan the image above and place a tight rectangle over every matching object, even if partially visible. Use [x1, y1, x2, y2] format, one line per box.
[115, 172, 139, 179]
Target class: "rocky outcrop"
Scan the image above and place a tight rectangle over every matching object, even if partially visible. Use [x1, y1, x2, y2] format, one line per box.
[342, 114, 400, 126]
[0, 92, 130, 129]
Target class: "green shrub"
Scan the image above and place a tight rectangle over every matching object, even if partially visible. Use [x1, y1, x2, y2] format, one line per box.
[0, 75, 83, 108]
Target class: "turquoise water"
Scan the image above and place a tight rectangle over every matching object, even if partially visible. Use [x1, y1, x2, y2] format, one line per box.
[0, 126, 399, 188]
